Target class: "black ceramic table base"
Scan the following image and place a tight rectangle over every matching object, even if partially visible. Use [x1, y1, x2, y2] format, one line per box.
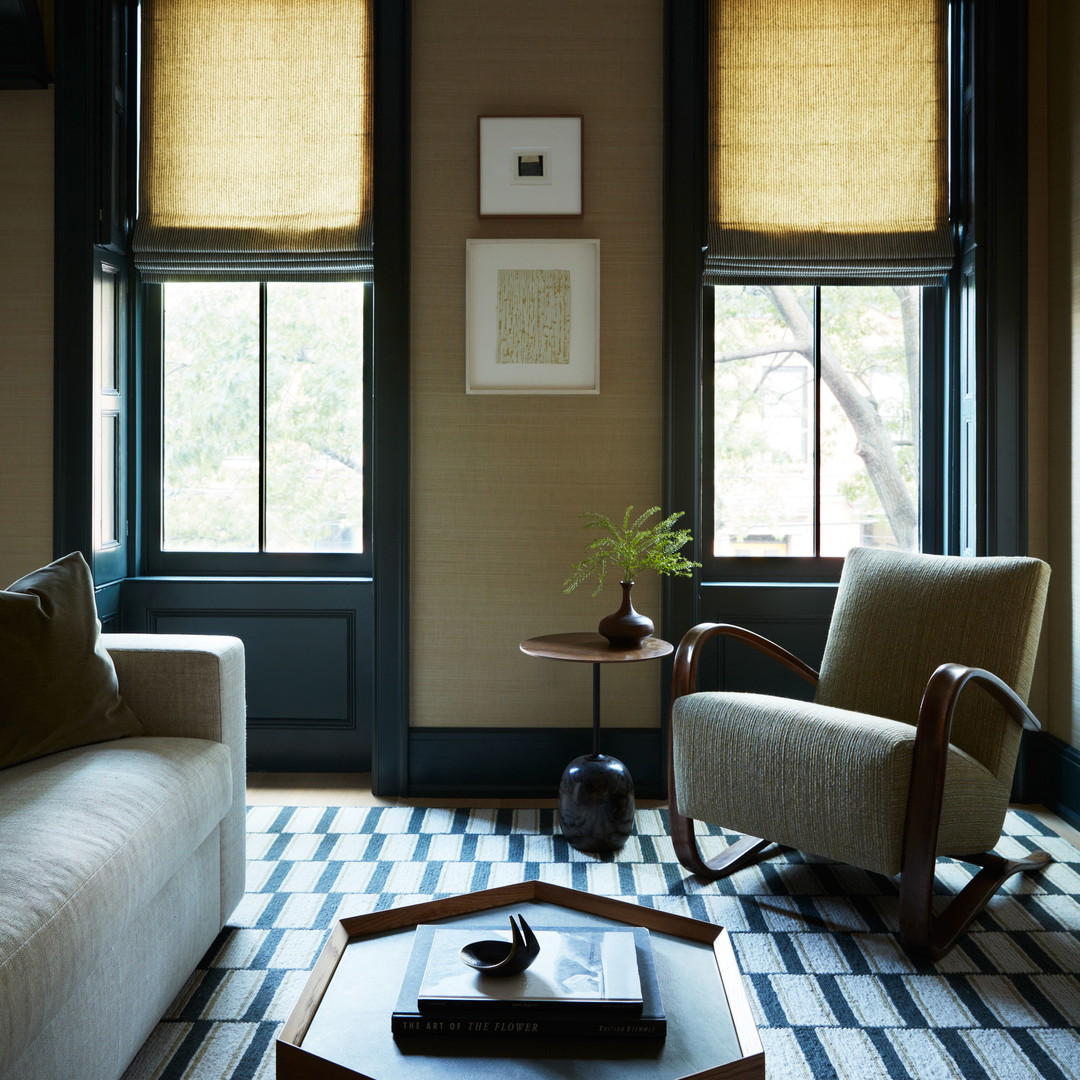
[558, 661, 637, 853]
[519, 633, 672, 857]
[557, 752, 636, 853]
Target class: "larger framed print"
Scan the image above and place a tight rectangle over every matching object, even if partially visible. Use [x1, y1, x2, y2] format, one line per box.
[466, 239, 599, 395]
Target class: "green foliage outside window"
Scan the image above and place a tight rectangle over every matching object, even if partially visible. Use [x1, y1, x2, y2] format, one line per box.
[162, 281, 365, 553]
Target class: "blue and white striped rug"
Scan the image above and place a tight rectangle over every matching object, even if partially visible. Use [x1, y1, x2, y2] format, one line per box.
[121, 806, 1080, 1080]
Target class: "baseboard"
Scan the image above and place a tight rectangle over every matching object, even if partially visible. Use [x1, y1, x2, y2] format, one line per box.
[406, 727, 665, 799]
[396, 726, 1080, 817]
[1014, 730, 1080, 832]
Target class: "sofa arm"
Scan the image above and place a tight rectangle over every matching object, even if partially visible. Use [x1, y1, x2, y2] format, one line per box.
[102, 633, 245, 743]
[102, 633, 247, 922]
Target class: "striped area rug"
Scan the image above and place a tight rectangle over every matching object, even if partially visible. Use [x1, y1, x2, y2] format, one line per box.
[121, 806, 1080, 1080]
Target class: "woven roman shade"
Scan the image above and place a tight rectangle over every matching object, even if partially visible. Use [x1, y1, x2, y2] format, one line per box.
[706, 0, 953, 285]
[133, 0, 373, 282]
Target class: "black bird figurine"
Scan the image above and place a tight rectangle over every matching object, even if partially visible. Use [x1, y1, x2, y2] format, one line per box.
[459, 915, 540, 977]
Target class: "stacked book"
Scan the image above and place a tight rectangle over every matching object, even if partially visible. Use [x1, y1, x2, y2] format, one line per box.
[391, 922, 666, 1039]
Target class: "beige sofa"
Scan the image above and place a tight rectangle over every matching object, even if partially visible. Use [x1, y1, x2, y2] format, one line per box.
[0, 634, 246, 1080]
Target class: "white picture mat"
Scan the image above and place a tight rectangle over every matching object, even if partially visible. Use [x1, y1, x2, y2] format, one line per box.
[466, 239, 600, 395]
[479, 117, 583, 216]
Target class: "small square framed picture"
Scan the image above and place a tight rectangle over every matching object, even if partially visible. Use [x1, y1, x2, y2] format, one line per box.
[466, 238, 599, 394]
[478, 116, 584, 217]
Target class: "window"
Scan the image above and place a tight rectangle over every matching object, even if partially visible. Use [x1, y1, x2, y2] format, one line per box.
[159, 281, 369, 556]
[696, 0, 949, 567]
[663, 0, 1029, 654]
[133, 0, 377, 576]
[55, 0, 410, 786]
[708, 284, 925, 558]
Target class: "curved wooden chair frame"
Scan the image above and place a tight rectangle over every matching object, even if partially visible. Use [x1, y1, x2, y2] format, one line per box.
[667, 622, 1052, 961]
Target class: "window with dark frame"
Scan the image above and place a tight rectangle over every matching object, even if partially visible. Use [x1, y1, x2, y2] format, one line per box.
[132, 0, 375, 573]
[55, 0, 411, 789]
[662, 0, 1029, 654]
[158, 281, 369, 557]
[701, 0, 950, 564]
[705, 283, 930, 559]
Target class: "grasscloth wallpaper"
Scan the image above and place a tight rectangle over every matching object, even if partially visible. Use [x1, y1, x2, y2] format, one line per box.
[410, 0, 665, 729]
[0, 89, 53, 589]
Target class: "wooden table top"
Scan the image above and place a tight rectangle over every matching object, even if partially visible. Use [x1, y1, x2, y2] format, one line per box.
[519, 631, 674, 663]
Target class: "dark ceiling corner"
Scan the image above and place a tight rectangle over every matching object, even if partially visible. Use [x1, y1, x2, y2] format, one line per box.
[0, 0, 51, 90]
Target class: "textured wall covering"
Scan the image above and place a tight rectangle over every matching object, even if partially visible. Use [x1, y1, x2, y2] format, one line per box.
[1027, 0, 1050, 728]
[1043, 0, 1080, 750]
[410, 0, 665, 728]
[0, 90, 53, 588]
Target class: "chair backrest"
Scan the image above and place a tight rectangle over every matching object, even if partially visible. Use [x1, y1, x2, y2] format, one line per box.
[815, 547, 1050, 785]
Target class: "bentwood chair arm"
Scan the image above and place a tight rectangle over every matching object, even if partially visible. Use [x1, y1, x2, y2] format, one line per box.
[667, 623, 819, 879]
[900, 663, 1047, 959]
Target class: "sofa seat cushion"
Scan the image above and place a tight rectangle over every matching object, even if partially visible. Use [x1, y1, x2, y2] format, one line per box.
[0, 736, 232, 1070]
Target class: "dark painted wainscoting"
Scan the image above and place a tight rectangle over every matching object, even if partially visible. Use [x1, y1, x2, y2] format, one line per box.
[94, 579, 123, 633]
[1015, 733, 1080, 833]
[120, 577, 374, 772]
[696, 581, 836, 698]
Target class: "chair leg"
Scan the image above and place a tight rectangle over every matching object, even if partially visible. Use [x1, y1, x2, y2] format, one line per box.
[899, 848, 1052, 961]
[670, 804, 772, 880]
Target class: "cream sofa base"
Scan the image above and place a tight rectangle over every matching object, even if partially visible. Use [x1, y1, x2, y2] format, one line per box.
[5, 829, 222, 1080]
[0, 635, 246, 1080]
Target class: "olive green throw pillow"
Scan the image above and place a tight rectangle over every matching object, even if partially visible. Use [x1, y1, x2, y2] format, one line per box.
[0, 552, 142, 769]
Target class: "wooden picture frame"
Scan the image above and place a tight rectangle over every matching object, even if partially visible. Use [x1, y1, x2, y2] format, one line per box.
[466, 238, 599, 395]
[478, 116, 584, 217]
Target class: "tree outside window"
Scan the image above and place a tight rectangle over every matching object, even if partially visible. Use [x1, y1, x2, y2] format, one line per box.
[712, 284, 921, 557]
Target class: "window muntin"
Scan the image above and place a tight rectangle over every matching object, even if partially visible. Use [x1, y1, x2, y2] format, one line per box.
[161, 281, 366, 555]
[710, 284, 922, 558]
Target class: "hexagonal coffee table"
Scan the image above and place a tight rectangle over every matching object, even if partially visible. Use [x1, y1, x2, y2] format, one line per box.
[277, 880, 764, 1080]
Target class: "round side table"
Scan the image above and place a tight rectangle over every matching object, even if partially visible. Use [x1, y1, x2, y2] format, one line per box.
[519, 632, 674, 854]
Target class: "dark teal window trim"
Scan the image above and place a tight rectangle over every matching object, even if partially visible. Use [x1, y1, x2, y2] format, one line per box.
[661, 0, 1030, 639]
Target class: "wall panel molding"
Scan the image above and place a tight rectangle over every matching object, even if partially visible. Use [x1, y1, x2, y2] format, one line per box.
[122, 577, 374, 769]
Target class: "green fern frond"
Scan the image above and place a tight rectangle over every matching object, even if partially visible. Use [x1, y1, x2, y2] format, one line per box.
[562, 505, 701, 595]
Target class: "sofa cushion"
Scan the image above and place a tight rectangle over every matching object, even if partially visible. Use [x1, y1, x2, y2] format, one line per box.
[0, 736, 232, 1072]
[0, 553, 142, 769]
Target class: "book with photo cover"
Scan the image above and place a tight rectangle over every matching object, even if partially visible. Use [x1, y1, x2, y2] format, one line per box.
[391, 923, 666, 1039]
[417, 924, 642, 1015]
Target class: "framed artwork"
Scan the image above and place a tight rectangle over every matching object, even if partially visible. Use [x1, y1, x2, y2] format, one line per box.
[466, 239, 599, 395]
[478, 116, 584, 217]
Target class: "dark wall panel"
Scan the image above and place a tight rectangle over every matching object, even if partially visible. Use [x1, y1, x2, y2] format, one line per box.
[408, 728, 665, 799]
[697, 582, 837, 698]
[152, 613, 352, 725]
[121, 577, 373, 771]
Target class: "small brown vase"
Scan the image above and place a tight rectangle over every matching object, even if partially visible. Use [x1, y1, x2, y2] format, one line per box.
[598, 581, 654, 648]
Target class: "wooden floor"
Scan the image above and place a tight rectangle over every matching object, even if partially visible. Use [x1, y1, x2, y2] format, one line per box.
[247, 772, 558, 809]
[247, 772, 1080, 846]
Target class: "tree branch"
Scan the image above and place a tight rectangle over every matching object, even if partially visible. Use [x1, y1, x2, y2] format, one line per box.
[764, 285, 918, 550]
[716, 341, 810, 365]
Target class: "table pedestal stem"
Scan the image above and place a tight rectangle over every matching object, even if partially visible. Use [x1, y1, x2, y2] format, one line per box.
[592, 662, 601, 757]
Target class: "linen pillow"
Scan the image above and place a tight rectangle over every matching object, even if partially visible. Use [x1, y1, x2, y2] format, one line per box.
[0, 552, 142, 769]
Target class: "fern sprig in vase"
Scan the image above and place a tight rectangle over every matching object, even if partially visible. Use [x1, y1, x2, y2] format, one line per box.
[563, 506, 700, 646]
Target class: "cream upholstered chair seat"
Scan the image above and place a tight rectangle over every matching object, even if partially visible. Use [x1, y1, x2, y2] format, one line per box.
[674, 693, 1007, 879]
[668, 546, 1051, 960]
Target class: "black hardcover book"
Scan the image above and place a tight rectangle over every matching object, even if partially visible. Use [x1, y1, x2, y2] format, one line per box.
[392, 924, 666, 1039]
